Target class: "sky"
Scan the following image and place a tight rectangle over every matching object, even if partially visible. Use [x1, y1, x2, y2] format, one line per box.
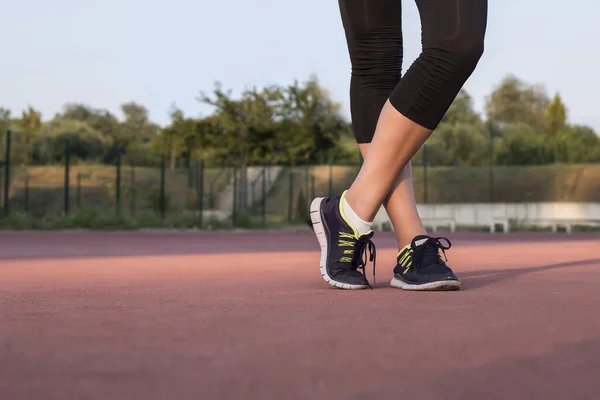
[2, 0, 600, 131]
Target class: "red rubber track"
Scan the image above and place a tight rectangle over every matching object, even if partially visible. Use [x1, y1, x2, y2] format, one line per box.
[1, 231, 599, 399]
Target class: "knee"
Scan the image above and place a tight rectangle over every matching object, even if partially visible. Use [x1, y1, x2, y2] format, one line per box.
[450, 38, 485, 73]
[351, 51, 402, 89]
[350, 35, 402, 89]
[425, 36, 484, 80]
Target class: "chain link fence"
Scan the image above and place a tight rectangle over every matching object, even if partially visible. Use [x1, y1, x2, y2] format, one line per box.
[1, 129, 600, 229]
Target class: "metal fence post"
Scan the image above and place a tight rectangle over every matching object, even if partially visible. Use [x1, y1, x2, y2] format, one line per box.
[232, 166, 238, 226]
[288, 169, 294, 222]
[64, 138, 71, 215]
[3, 130, 12, 215]
[188, 162, 194, 189]
[116, 149, 122, 215]
[76, 173, 82, 209]
[160, 155, 166, 221]
[197, 160, 205, 226]
[130, 165, 136, 215]
[489, 130, 495, 202]
[24, 173, 29, 213]
[261, 168, 266, 228]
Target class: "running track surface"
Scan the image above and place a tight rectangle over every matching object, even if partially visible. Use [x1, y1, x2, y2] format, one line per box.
[1, 231, 600, 399]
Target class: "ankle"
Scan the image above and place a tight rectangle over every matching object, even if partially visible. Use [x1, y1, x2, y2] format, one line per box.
[344, 189, 377, 222]
[341, 192, 372, 236]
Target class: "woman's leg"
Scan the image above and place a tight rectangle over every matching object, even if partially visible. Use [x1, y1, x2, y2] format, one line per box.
[346, 0, 488, 221]
[358, 145, 425, 247]
[347, 0, 487, 291]
[338, 0, 426, 248]
[310, 0, 487, 290]
[339, 0, 402, 146]
[310, 0, 402, 289]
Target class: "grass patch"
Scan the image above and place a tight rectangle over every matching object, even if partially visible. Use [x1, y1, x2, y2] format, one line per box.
[2, 210, 598, 233]
[0, 208, 275, 231]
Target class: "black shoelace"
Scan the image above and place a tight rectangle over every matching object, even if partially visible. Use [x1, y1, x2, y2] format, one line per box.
[353, 236, 377, 288]
[412, 237, 451, 270]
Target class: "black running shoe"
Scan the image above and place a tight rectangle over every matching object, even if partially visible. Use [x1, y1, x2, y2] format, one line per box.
[390, 235, 460, 291]
[310, 191, 376, 290]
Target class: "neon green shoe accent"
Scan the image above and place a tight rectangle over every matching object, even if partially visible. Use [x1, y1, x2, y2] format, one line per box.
[396, 244, 411, 259]
[397, 244, 413, 274]
[338, 190, 374, 240]
[338, 190, 359, 238]
[337, 222, 374, 265]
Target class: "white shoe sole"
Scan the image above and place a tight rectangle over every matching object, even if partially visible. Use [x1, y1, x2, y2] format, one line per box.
[310, 197, 368, 290]
[390, 276, 461, 291]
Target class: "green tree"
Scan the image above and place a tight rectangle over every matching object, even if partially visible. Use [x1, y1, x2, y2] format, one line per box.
[495, 132, 553, 165]
[545, 93, 567, 136]
[423, 90, 487, 166]
[153, 106, 186, 169]
[19, 106, 43, 164]
[279, 76, 348, 165]
[0, 107, 11, 159]
[60, 103, 95, 121]
[554, 125, 600, 163]
[427, 122, 487, 166]
[199, 83, 283, 165]
[36, 119, 108, 164]
[485, 75, 549, 131]
[117, 102, 158, 148]
[198, 76, 347, 166]
[59, 103, 119, 139]
[0, 107, 12, 131]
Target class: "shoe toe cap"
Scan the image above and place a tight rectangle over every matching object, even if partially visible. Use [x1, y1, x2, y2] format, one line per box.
[434, 270, 459, 281]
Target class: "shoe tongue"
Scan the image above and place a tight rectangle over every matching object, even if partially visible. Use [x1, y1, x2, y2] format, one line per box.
[412, 235, 430, 247]
[412, 235, 441, 266]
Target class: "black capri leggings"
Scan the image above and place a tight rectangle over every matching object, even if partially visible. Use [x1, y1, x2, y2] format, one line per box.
[339, 0, 488, 143]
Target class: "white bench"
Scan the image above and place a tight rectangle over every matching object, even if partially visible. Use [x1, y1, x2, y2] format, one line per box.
[373, 208, 457, 233]
[492, 218, 600, 234]
[373, 218, 456, 233]
[421, 218, 456, 233]
[517, 218, 600, 234]
[374, 203, 600, 234]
